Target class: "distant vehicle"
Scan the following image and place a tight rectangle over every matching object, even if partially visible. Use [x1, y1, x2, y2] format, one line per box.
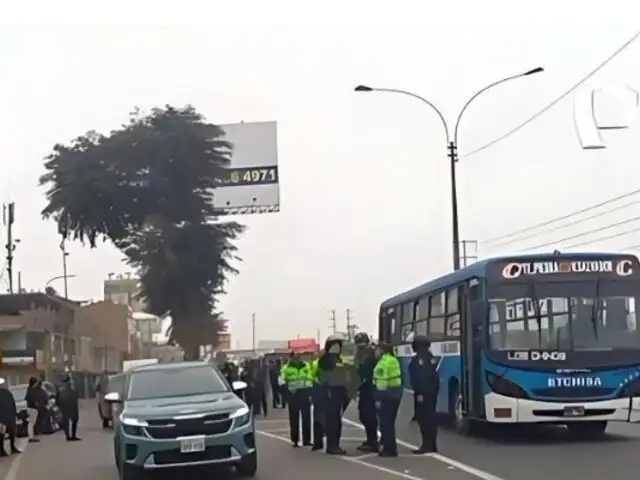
[380, 252, 640, 439]
[104, 361, 254, 479]
[97, 373, 126, 428]
[10, 383, 61, 436]
[123, 359, 159, 372]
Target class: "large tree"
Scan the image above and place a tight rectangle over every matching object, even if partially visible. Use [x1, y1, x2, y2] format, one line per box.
[40, 105, 244, 359]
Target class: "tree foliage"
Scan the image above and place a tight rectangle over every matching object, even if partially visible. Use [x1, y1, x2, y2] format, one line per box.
[40, 105, 244, 359]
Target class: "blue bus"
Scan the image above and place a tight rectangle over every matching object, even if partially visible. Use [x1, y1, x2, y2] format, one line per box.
[378, 252, 640, 438]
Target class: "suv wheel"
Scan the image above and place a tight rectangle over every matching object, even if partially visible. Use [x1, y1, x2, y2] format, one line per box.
[119, 461, 142, 480]
[236, 452, 257, 478]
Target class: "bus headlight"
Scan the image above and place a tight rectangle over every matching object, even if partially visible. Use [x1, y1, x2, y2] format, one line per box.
[486, 372, 529, 399]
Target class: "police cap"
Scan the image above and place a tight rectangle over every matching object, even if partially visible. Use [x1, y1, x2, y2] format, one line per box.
[411, 334, 431, 348]
[354, 332, 370, 345]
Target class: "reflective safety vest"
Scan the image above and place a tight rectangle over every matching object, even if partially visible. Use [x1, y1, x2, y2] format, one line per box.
[373, 353, 402, 390]
[281, 362, 312, 391]
[311, 355, 352, 387]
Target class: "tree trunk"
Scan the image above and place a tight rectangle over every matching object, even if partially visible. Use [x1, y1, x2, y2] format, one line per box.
[171, 315, 204, 361]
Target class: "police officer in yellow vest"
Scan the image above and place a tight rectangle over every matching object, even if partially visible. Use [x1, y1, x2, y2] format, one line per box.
[281, 351, 312, 447]
[373, 343, 403, 457]
[312, 335, 351, 455]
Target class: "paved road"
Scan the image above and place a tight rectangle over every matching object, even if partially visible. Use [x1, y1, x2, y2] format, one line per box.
[5, 402, 474, 480]
[343, 393, 640, 480]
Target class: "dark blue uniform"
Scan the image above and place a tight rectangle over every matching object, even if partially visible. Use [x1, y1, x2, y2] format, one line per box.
[408, 350, 439, 453]
[355, 345, 378, 450]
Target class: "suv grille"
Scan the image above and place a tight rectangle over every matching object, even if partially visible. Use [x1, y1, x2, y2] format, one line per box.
[145, 413, 232, 439]
[531, 386, 615, 400]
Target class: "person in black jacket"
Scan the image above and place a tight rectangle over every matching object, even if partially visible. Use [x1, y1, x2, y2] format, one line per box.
[354, 332, 378, 452]
[408, 335, 439, 453]
[269, 360, 284, 408]
[0, 379, 21, 455]
[25, 377, 42, 443]
[57, 374, 81, 441]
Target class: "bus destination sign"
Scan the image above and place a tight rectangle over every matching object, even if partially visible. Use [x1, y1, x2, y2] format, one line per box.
[500, 258, 636, 280]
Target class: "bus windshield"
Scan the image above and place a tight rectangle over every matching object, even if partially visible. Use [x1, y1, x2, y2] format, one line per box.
[487, 280, 640, 351]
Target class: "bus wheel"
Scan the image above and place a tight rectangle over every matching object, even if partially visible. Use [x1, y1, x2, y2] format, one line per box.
[566, 421, 607, 440]
[449, 383, 474, 436]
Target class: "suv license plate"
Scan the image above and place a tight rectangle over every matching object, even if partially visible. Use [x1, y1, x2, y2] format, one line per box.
[179, 435, 206, 453]
[563, 406, 585, 417]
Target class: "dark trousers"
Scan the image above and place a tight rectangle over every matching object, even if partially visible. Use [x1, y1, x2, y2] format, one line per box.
[271, 385, 286, 408]
[312, 402, 324, 447]
[61, 414, 78, 439]
[247, 387, 268, 416]
[377, 397, 400, 454]
[325, 387, 347, 450]
[416, 398, 438, 451]
[288, 390, 311, 445]
[358, 391, 378, 446]
[412, 394, 419, 420]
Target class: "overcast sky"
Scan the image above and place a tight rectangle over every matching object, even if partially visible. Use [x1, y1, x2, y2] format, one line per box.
[2, 9, 639, 348]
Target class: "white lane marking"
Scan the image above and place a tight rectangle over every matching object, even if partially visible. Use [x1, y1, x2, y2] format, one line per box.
[353, 452, 377, 460]
[257, 430, 430, 480]
[260, 428, 292, 434]
[342, 418, 508, 480]
[5, 441, 29, 480]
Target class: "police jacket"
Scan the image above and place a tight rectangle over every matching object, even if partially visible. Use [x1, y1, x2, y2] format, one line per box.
[281, 360, 312, 391]
[311, 354, 350, 388]
[408, 351, 439, 397]
[355, 346, 376, 392]
[373, 353, 403, 400]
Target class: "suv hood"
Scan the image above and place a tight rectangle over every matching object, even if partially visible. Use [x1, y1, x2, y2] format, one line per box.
[122, 392, 245, 419]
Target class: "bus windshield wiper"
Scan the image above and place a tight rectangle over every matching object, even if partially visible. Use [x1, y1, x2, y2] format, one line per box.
[591, 278, 602, 340]
[527, 279, 543, 348]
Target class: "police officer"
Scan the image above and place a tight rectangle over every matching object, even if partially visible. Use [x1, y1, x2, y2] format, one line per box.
[408, 335, 439, 453]
[354, 332, 378, 452]
[281, 352, 312, 447]
[57, 374, 81, 441]
[315, 335, 350, 455]
[373, 343, 402, 457]
[309, 350, 325, 451]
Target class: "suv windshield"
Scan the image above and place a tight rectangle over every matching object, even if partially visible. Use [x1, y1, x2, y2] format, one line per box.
[488, 280, 640, 351]
[127, 365, 228, 400]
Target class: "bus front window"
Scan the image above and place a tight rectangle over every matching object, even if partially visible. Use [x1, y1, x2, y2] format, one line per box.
[487, 280, 640, 351]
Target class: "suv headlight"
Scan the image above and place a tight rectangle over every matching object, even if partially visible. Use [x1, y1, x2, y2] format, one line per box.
[119, 415, 148, 437]
[230, 406, 251, 428]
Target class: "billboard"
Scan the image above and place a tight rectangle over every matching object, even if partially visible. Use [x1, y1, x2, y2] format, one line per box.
[212, 121, 280, 215]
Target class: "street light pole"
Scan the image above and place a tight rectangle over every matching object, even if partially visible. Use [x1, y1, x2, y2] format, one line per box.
[355, 67, 544, 270]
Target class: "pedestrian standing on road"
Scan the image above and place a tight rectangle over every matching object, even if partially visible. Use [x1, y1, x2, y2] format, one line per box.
[309, 350, 326, 451]
[0, 378, 21, 456]
[354, 332, 378, 452]
[269, 360, 284, 409]
[25, 377, 41, 443]
[57, 374, 81, 441]
[316, 335, 350, 455]
[408, 335, 439, 453]
[281, 351, 312, 447]
[373, 343, 402, 457]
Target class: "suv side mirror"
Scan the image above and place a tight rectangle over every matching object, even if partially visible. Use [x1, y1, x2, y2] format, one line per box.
[232, 380, 248, 391]
[104, 392, 122, 403]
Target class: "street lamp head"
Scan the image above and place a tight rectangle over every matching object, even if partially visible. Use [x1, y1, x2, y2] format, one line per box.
[524, 67, 544, 76]
[354, 85, 374, 92]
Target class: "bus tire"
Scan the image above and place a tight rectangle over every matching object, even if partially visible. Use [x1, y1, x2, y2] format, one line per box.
[566, 421, 607, 440]
[448, 380, 471, 436]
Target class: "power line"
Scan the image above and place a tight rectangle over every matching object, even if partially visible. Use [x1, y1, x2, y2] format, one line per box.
[482, 187, 640, 244]
[486, 198, 640, 250]
[525, 214, 640, 250]
[563, 225, 640, 249]
[462, 29, 640, 159]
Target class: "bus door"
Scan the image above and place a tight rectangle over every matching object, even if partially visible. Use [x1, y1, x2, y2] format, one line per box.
[378, 307, 395, 344]
[460, 279, 485, 419]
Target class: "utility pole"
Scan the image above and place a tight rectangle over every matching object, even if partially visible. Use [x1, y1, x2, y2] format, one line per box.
[251, 313, 256, 355]
[60, 239, 69, 298]
[4, 202, 15, 294]
[329, 310, 337, 334]
[460, 240, 478, 268]
[346, 309, 352, 341]
[17, 272, 22, 293]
